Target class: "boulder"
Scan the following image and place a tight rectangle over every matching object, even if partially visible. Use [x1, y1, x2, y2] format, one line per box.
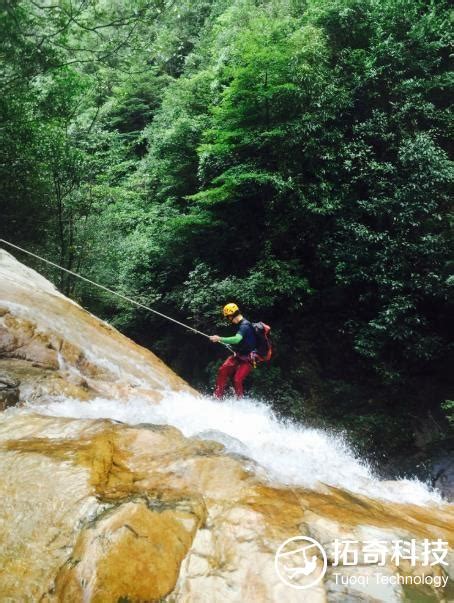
[0, 249, 453, 602]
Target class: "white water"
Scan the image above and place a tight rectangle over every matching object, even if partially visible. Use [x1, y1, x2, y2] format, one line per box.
[21, 391, 443, 506]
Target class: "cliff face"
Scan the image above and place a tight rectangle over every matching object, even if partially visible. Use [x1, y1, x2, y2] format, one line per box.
[0, 249, 193, 402]
[0, 249, 453, 602]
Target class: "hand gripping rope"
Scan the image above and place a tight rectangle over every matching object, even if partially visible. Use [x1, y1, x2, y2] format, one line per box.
[0, 240, 312, 555]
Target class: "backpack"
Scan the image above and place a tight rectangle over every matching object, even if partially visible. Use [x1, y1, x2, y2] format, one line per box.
[252, 322, 272, 361]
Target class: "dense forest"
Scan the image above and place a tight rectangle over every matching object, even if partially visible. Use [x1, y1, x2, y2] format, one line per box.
[1, 0, 452, 466]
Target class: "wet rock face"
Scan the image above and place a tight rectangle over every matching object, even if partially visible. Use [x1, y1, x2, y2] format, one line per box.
[54, 498, 204, 602]
[0, 249, 195, 399]
[0, 249, 197, 406]
[0, 249, 453, 602]
[0, 373, 19, 410]
[0, 414, 453, 603]
[0, 313, 60, 369]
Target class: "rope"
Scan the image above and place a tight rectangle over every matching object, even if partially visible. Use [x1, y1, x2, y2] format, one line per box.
[1, 239, 311, 525]
[0, 238, 233, 351]
[1, 240, 314, 547]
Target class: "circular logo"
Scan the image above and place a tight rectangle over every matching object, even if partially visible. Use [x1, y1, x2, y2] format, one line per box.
[275, 536, 328, 590]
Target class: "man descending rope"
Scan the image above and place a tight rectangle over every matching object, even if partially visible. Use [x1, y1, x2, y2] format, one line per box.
[0, 242, 272, 399]
[209, 303, 272, 399]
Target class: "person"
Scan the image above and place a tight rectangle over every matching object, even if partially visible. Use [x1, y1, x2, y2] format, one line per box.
[209, 303, 258, 399]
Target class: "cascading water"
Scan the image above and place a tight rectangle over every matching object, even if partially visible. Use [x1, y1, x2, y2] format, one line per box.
[15, 390, 442, 506]
[1, 251, 453, 602]
[0, 248, 446, 507]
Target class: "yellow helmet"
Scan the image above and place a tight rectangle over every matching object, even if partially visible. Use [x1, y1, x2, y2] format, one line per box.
[223, 302, 239, 317]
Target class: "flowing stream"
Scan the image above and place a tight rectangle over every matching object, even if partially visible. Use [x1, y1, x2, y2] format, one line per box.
[17, 391, 443, 506]
[0, 248, 445, 509]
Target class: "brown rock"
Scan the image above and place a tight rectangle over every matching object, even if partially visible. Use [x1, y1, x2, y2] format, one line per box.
[0, 414, 452, 602]
[53, 499, 204, 602]
[0, 323, 16, 353]
[0, 358, 95, 402]
[0, 315, 59, 368]
[0, 250, 452, 602]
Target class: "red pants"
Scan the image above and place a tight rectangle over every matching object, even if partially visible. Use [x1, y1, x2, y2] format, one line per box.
[214, 355, 253, 399]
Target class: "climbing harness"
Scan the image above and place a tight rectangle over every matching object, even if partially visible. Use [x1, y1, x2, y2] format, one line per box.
[0, 242, 310, 546]
[0, 238, 233, 352]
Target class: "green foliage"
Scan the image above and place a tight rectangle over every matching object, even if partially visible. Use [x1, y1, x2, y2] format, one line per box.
[441, 401, 454, 429]
[1, 0, 452, 456]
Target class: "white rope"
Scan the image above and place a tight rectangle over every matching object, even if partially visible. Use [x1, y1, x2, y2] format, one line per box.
[0, 241, 322, 560]
[0, 238, 232, 350]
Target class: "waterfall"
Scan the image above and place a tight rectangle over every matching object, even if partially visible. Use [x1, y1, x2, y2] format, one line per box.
[1, 250, 452, 602]
[12, 391, 442, 506]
